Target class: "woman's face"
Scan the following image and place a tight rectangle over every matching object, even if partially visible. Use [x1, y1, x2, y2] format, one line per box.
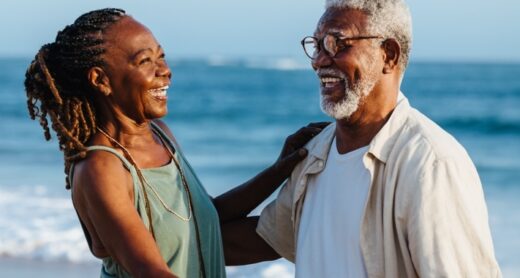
[100, 16, 172, 123]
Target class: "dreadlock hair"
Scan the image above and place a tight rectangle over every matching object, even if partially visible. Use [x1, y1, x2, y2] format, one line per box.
[25, 8, 127, 189]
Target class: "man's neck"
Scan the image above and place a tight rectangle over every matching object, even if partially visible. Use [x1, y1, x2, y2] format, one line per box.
[334, 89, 399, 154]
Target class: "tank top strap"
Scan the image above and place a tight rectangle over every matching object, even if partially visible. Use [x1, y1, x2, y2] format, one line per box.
[87, 145, 135, 169]
[150, 121, 184, 157]
[68, 145, 146, 217]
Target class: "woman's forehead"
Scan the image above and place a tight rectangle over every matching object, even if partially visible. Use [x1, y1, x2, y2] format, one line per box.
[102, 17, 160, 56]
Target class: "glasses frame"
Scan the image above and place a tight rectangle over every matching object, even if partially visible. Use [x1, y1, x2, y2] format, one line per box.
[301, 35, 385, 60]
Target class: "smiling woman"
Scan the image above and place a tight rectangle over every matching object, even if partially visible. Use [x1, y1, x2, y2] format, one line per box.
[24, 7, 328, 278]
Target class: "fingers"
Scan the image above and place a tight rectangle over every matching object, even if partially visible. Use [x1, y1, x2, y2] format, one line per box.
[306, 121, 332, 129]
[277, 148, 308, 176]
[285, 127, 322, 152]
[292, 126, 325, 142]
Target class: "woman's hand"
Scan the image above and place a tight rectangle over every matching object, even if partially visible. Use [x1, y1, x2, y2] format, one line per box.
[214, 122, 330, 223]
[273, 122, 331, 178]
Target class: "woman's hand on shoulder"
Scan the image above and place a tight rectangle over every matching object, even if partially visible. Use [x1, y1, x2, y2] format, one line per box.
[273, 122, 331, 177]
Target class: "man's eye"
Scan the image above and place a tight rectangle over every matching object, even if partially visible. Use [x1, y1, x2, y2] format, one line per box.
[159, 53, 166, 59]
[337, 41, 352, 49]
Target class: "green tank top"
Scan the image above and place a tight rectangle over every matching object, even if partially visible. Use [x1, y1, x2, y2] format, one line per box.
[70, 123, 226, 278]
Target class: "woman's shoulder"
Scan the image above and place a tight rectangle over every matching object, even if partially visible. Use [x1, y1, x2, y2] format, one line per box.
[72, 147, 134, 195]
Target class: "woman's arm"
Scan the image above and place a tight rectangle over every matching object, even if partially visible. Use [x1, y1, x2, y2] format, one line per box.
[73, 151, 178, 278]
[213, 122, 330, 223]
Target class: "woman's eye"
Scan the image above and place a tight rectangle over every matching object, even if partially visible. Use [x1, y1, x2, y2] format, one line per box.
[139, 57, 152, 65]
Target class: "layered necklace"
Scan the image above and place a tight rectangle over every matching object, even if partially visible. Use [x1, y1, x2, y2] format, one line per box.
[96, 127, 192, 222]
[96, 125, 207, 277]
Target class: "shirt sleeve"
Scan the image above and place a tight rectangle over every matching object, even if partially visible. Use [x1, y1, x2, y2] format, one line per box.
[406, 156, 502, 277]
[256, 180, 297, 262]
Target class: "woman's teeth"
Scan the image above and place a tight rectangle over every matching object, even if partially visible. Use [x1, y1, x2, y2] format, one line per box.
[148, 86, 169, 99]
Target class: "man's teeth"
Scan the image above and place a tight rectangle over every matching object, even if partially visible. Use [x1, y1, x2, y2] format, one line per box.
[320, 77, 343, 87]
[148, 86, 169, 97]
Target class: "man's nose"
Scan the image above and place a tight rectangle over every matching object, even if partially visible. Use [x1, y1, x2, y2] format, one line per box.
[311, 49, 333, 71]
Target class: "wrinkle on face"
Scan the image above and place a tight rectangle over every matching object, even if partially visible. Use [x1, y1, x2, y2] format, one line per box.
[315, 8, 370, 38]
[314, 7, 383, 121]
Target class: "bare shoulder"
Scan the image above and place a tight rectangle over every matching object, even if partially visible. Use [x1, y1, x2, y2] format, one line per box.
[72, 149, 133, 202]
[153, 119, 181, 147]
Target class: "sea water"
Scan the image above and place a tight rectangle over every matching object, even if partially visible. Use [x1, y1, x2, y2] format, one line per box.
[1, 57, 519, 277]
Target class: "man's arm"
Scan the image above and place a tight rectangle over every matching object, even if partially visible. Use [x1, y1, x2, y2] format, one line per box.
[405, 157, 501, 277]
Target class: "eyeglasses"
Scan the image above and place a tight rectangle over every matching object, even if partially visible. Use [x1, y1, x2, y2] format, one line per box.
[301, 34, 384, 60]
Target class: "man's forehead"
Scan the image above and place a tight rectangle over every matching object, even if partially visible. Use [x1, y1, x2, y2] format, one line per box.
[314, 7, 368, 36]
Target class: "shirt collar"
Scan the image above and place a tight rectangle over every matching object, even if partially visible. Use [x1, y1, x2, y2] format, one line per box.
[367, 92, 410, 163]
[306, 92, 411, 164]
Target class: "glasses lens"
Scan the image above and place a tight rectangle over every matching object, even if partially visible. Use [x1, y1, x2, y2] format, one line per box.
[323, 35, 337, 57]
[302, 37, 318, 59]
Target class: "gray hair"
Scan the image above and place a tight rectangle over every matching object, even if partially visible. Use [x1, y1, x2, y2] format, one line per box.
[326, 0, 412, 72]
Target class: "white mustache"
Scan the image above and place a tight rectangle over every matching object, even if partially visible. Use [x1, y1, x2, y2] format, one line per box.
[316, 68, 345, 78]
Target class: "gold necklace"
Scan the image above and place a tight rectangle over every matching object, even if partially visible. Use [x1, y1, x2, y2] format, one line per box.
[96, 127, 192, 222]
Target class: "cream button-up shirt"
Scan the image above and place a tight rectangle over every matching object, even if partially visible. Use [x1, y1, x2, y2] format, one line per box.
[257, 95, 501, 277]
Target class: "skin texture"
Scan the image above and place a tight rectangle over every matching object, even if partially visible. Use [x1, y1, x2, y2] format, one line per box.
[313, 8, 402, 154]
[71, 16, 328, 276]
[225, 7, 403, 265]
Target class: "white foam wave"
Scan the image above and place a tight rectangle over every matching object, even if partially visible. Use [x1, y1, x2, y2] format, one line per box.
[245, 57, 310, 71]
[199, 56, 311, 71]
[0, 186, 94, 263]
[261, 263, 293, 278]
[226, 260, 294, 278]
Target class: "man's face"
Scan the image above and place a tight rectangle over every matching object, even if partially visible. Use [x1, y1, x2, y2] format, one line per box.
[312, 8, 383, 121]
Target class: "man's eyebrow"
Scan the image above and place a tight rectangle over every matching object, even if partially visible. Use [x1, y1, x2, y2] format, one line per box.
[327, 29, 347, 36]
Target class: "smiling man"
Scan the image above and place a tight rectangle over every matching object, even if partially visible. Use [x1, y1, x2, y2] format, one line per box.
[224, 0, 502, 277]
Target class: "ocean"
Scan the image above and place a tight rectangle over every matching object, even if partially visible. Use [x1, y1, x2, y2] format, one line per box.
[1, 57, 519, 277]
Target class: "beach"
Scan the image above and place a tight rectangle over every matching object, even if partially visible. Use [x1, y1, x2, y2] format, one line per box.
[1, 57, 519, 277]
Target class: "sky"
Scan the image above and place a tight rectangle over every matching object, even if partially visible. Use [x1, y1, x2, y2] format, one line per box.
[0, 0, 519, 62]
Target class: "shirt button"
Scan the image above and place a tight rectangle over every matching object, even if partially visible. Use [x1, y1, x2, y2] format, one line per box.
[317, 161, 324, 168]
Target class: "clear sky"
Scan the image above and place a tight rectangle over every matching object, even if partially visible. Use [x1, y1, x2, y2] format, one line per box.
[1, 0, 518, 62]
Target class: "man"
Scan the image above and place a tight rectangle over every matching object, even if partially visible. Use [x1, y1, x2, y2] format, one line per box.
[223, 0, 501, 277]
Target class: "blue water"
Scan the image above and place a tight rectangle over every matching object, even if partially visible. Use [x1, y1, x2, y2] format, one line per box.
[1, 58, 519, 277]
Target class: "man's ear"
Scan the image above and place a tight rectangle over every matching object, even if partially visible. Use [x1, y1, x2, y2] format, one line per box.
[87, 67, 112, 96]
[381, 38, 401, 74]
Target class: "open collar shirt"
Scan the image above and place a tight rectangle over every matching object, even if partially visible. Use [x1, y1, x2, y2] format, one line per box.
[257, 94, 501, 278]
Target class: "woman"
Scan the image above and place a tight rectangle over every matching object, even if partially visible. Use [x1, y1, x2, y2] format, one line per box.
[25, 8, 326, 278]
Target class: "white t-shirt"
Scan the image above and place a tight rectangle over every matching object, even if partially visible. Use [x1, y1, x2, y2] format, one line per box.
[295, 138, 370, 278]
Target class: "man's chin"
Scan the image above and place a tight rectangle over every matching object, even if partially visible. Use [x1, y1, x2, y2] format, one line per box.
[320, 98, 359, 120]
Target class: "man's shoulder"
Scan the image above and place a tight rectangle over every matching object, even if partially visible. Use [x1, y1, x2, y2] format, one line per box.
[305, 122, 336, 152]
[396, 107, 469, 163]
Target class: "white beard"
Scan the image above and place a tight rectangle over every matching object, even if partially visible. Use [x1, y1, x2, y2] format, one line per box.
[319, 62, 378, 120]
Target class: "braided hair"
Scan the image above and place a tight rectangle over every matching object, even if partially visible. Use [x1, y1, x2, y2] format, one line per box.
[25, 8, 127, 189]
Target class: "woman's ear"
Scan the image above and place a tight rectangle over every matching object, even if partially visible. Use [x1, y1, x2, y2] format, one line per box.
[381, 38, 401, 74]
[87, 67, 111, 96]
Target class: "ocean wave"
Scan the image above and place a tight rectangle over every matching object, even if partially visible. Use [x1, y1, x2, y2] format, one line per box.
[440, 117, 520, 135]
[0, 186, 94, 263]
[244, 58, 310, 71]
[174, 56, 310, 71]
